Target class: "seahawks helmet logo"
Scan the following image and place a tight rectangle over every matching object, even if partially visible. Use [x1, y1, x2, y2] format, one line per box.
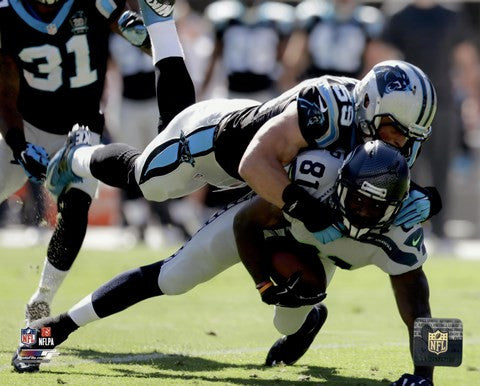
[375, 65, 412, 97]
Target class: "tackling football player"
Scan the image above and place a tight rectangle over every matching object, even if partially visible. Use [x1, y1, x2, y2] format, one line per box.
[13, 141, 434, 386]
[46, 60, 441, 246]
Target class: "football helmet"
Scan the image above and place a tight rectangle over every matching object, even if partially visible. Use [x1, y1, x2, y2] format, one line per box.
[334, 140, 410, 238]
[354, 60, 437, 161]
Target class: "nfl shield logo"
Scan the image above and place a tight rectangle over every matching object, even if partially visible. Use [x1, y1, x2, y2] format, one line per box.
[20, 328, 37, 346]
[428, 330, 448, 355]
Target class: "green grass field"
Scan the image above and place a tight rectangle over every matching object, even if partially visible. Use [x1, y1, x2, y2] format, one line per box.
[0, 245, 479, 385]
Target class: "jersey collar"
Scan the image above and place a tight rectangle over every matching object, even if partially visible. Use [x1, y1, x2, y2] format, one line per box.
[10, 0, 75, 35]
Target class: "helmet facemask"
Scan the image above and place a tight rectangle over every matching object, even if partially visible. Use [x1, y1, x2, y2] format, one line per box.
[333, 140, 410, 239]
[335, 179, 405, 239]
[32, 0, 62, 5]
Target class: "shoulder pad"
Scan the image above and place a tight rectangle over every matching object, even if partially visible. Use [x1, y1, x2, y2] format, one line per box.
[257, 2, 295, 35]
[295, 0, 332, 28]
[205, 0, 244, 27]
[95, 0, 120, 19]
[353, 5, 385, 38]
[296, 80, 332, 147]
[0, 0, 9, 8]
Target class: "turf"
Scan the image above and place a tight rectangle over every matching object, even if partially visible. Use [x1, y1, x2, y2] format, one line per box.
[0, 245, 479, 385]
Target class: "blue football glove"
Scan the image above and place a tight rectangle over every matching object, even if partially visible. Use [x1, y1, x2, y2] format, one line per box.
[390, 373, 433, 386]
[12, 143, 49, 184]
[313, 223, 345, 244]
[394, 190, 431, 228]
[118, 10, 151, 48]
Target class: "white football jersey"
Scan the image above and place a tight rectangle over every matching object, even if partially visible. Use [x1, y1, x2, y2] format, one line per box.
[285, 149, 427, 278]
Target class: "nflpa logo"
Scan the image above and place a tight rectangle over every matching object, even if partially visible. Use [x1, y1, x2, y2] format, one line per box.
[41, 327, 51, 337]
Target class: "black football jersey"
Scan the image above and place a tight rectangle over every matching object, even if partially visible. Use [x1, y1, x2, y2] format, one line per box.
[0, 0, 125, 134]
[215, 76, 358, 180]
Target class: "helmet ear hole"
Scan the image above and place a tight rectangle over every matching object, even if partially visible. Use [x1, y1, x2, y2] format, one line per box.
[363, 93, 370, 109]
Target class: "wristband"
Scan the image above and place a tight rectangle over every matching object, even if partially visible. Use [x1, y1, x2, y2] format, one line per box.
[256, 281, 273, 294]
[4, 128, 26, 158]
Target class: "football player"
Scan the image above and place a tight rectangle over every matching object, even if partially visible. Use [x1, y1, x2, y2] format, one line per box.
[46, 59, 441, 245]
[235, 141, 434, 385]
[0, 0, 194, 332]
[200, 0, 294, 102]
[281, 0, 385, 84]
[14, 141, 433, 386]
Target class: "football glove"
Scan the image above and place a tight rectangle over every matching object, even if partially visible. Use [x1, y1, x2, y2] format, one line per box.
[12, 143, 49, 184]
[390, 373, 433, 386]
[118, 10, 151, 49]
[394, 189, 430, 228]
[260, 274, 326, 308]
[313, 222, 345, 244]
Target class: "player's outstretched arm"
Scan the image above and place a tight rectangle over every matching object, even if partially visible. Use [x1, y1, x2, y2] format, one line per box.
[390, 267, 434, 383]
[239, 102, 308, 209]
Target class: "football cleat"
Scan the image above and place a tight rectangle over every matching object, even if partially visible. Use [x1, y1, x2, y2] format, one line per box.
[11, 313, 76, 373]
[138, 0, 175, 26]
[25, 301, 51, 325]
[11, 347, 40, 373]
[265, 303, 328, 366]
[45, 124, 91, 198]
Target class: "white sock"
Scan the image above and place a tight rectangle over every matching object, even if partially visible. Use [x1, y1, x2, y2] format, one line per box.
[71, 144, 104, 178]
[28, 259, 69, 306]
[68, 294, 100, 327]
[147, 20, 184, 64]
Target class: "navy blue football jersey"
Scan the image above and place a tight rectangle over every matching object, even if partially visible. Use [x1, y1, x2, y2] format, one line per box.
[215, 75, 358, 179]
[0, 0, 125, 134]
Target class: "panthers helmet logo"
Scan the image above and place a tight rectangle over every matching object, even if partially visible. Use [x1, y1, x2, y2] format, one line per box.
[374, 65, 412, 97]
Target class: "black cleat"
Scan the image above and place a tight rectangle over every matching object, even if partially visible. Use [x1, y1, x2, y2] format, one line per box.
[11, 347, 40, 373]
[265, 303, 328, 366]
[11, 313, 78, 373]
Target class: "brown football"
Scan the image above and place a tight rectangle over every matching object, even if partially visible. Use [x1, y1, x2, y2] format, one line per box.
[269, 247, 326, 296]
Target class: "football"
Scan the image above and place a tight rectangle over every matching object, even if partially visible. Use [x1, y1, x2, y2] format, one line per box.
[268, 238, 326, 296]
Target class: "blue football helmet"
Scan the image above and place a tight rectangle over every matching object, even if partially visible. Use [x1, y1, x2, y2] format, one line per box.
[334, 140, 410, 238]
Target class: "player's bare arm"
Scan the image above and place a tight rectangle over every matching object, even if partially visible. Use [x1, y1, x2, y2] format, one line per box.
[234, 195, 287, 285]
[238, 101, 308, 209]
[390, 267, 433, 382]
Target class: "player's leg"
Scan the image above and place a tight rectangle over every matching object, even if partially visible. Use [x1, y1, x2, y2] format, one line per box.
[137, 0, 195, 129]
[15, 196, 249, 359]
[265, 259, 336, 366]
[25, 130, 102, 323]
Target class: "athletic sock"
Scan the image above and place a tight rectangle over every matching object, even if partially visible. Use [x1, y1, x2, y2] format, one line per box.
[147, 20, 184, 64]
[28, 259, 69, 306]
[71, 145, 104, 178]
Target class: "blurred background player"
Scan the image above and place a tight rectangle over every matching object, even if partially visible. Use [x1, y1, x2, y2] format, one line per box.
[200, 0, 294, 102]
[0, 0, 195, 337]
[281, 0, 384, 88]
[0, 0, 132, 325]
